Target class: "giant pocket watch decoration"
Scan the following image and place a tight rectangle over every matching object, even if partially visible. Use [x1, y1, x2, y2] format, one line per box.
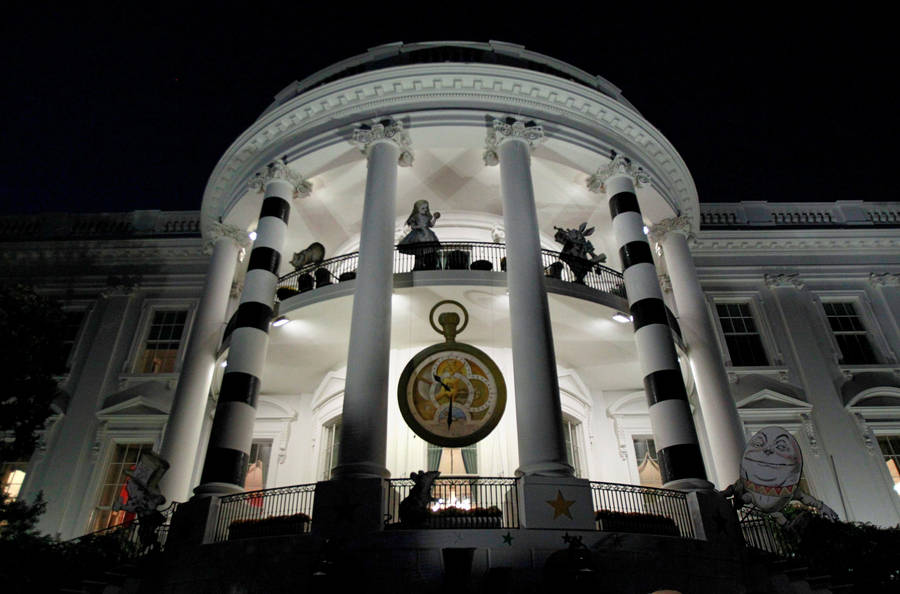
[398, 300, 507, 448]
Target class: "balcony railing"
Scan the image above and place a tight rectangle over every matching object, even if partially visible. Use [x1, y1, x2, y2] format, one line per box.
[213, 483, 316, 542]
[275, 242, 626, 301]
[384, 476, 519, 529]
[590, 481, 695, 539]
[67, 502, 179, 559]
[737, 505, 795, 557]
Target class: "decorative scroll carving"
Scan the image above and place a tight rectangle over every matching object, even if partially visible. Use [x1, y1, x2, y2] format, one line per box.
[100, 277, 140, 298]
[351, 119, 414, 166]
[799, 413, 820, 456]
[204, 221, 251, 255]
[483, 117, 544, 165]
[648, 216, 694, 243]
[586, 152, 651, 193]
[869, 272, 900, 287]
[249, 158, 313, 198]
[852, 412, 877, 455]
[490, 224, 506, 244]
[764, 273, 805, 289]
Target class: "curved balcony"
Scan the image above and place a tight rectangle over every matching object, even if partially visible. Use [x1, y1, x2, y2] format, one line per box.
[219, 242, 685, 353]
[274, 241, 626, 302]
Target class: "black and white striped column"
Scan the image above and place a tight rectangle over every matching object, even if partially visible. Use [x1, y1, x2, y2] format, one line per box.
[195, 159, 310, 496]
[590, 155, 708, 488]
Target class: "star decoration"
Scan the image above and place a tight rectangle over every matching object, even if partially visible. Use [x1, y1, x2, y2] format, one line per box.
[502, 531, 514, 546]
[546, 490, 576, 520]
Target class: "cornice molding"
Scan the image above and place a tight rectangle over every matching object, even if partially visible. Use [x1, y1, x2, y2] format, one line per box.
[586, 153, 651, 193]
[200, 63, 698, 235]
[483, 117, 544, 165]
[692, 232, 900, 255]
[351, 119, 414, 166]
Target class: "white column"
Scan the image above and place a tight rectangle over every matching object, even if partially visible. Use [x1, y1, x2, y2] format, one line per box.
[486, 118, 572, 477]
[333, 120, 412, 480]
[652, 218, 745, 487]
[158, 224, 246, 503]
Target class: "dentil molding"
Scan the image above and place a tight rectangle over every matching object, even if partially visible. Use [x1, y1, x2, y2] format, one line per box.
[201, 63, 698, 233]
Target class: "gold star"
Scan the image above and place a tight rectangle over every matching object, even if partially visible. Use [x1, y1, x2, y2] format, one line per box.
[546, 490, 576, 520]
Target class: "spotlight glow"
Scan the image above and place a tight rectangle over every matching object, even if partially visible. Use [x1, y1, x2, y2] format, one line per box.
[612, 313, 632, 323]
[249, 231, 257, 241]
[272, 316, 291, 327]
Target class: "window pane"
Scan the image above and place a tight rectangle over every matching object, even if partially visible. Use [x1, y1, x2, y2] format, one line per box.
[717, 303, 769, 366]
[632, 437, 662, 488]
[138, 310, 188, 373]
[823, 302, 877, 364]
[89, 443, 152, 532]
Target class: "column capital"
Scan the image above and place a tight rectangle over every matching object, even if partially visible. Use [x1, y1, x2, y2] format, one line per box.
[352, 119, 414, 166]
[658, 273, 672, 293]
[483, 117, 544, 166]
[648, 216, 694, 244]
[249, 158, 313, 199]
[203, 221, 251, 255]
[586, 152, 650, 193]
[764, 273, 805, 289]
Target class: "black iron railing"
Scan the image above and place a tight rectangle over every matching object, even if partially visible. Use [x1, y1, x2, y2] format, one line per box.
[590, 481, 695, 539]
[213, 483, 316, 542]
[67, 502, 179, 559]
[384, 476, 519, 529]
[737, 505, 795, 557]
[275, 242, 626, 301]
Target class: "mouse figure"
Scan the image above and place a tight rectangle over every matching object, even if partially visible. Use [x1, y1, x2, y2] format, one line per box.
[554, 222, 606, 284]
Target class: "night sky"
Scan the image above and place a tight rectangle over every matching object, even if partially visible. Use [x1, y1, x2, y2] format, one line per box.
[2, 7, 896, 215]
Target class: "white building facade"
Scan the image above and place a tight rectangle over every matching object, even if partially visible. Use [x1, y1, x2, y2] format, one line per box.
[3, 42, 900, 540]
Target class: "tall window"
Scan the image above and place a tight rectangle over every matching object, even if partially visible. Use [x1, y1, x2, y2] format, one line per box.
[136, 310, 187, 373]
[89, 443, 152, 532]
[633, 437, 662, 488]
[322, 419, 341, 480]
[563, 418, 583, 477]
[243, 440, 272, 492]
[427, 443, 477, 475]
[61, 310, 87, 369]
[1, 462, 27, 502]
[823, 302, 878, 364]
[716, 303, 769, 366]
[878, 436, 900, 497]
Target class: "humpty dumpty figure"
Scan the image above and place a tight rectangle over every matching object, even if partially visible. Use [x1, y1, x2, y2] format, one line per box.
[722, 426, 838, 524]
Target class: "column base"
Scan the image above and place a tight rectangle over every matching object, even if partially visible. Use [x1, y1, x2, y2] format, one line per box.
[192, 481, 245, 498]
[517, 475, 594, 530]
[331, 462, 391, 480]
[663, 477, 714, 491]
[685, 488, 743, 548]
[515, 460, 574, 477]
[167, 495, 221, 548]
[312, 478, 385, 537]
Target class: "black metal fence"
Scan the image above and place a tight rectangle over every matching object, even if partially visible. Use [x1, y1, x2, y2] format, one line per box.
[384, 476, 519, 529]
[213, 483, 316, 542]
[275, 242, 626, 301]
[590, 481, 695, 539]
[67, 502, 179, 559]
[737, 505, 795, 557]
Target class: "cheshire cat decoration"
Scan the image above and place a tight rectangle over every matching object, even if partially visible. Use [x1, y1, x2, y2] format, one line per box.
[740, 426, 803, 513]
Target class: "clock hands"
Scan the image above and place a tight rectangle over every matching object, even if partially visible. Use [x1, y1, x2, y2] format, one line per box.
[434, 374, 454, 429]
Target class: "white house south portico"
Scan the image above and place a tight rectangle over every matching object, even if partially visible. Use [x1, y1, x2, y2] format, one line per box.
[9, 41, 900, 592]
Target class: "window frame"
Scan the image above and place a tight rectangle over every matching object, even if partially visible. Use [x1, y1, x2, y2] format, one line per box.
[814, 292, 893, 366]
[321, 417, 342, 481]
[707, 292, 782, 368]
[59, 301, 94, 374]
[86, 440, 157, 532]
[122, 300, 196, 376]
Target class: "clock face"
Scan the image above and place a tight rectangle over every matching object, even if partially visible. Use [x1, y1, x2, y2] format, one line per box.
[398, 343, 506, 447]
